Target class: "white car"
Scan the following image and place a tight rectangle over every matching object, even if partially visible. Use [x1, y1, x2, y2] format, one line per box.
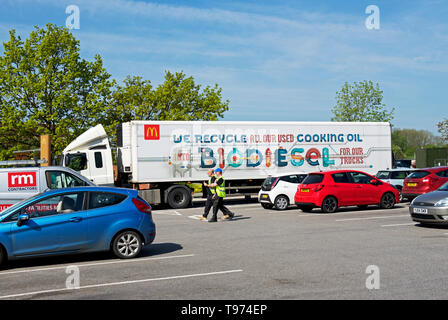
[376, 168, 415, 201]
[258, 173, 307, 210]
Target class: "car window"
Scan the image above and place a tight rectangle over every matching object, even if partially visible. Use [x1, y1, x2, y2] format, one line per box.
[390, 171, 409, 179]
[302, 174, 324, 184]
[46, 171, 87, 189]
[349, 172, 372, 184]
[439, 182, 448, 191]
[297, 174, 307, 183]
[407, 171, 430, 179]
[280, 175, 301, 184]
[436, 170, 448, 178]
[262, 176, 278, 190]
[88, 192, 127, 209]
[376, 171, 390, 180]
[331, 172, 351, 183]
[5, 192, 85, 222]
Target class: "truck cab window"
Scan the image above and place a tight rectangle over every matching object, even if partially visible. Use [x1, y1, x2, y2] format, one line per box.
[65, 153, 87, 171]
[94, 152, 103, 168]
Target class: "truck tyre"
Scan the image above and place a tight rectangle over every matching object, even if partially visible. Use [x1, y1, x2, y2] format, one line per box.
[274, 195, 289, 210]
[380, 192, 395, 209]
[112, 231, 142, 259]
[321, 196, 338, 213]
[167, 187, 192, 209]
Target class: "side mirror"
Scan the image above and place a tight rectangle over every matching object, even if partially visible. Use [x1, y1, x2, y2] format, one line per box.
[17, 214, 30, 227]
[370, 179, 381, 186]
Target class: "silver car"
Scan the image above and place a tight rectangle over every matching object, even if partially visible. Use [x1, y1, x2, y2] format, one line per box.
[409, 182, 448, 225]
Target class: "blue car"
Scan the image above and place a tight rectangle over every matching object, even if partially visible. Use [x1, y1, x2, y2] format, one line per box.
[0, 187, 156, 265]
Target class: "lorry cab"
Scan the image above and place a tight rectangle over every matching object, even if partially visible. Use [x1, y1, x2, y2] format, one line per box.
[62, 124, 115, 186]
[0, 166, 95, 212]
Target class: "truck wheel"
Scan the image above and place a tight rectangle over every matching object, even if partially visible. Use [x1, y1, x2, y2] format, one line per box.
[112, 231, 142, 259]
[274, 195, 289, 210]
[167, 187, 191, 209]
[321, 196, 338, 213]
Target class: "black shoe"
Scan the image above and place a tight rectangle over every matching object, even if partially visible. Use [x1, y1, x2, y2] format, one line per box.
[208, 218, 218, 223]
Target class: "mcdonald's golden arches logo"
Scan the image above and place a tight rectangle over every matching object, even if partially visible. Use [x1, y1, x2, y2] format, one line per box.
[144, 125, 160, 140]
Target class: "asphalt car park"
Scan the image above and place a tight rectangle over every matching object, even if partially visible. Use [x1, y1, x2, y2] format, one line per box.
[1, 197, 448, 300]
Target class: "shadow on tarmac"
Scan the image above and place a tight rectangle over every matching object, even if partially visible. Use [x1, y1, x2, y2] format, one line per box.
[1, 242, 183, 271]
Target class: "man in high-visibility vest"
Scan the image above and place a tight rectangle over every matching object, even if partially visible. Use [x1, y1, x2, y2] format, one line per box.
[200, 169, 216, 221]
[209, 168, 234, 222]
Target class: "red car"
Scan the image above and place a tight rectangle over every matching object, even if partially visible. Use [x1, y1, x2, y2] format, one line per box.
[402, 166, 448, 201]
[294, 170, 400, 213]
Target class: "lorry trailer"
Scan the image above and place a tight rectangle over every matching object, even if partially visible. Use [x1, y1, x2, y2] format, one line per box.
[61, 121, 393, 209]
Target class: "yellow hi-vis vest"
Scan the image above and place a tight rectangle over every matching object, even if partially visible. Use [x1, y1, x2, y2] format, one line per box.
[208, 176, 216, 194]
[215, 177, 226, 198]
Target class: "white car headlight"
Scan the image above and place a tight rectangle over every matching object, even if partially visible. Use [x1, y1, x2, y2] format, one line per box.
[435, 199, 448, 207]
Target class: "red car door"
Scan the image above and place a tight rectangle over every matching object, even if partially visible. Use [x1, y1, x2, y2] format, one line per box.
[329, 172, 358, 206]
[348, 172, 381, 204]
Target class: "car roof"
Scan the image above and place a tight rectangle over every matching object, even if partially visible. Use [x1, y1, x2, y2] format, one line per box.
[267, 172, 308, 178]
[39, 186, 136, 197]
[413, 166, 448, 172]
[377, 168, 416, 172]
[307, 169, 371, 175]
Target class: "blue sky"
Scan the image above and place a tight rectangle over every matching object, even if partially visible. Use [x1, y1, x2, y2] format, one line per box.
[0, 0, 447, 134]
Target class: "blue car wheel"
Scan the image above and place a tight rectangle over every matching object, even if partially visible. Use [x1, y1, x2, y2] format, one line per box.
[112, 230, 142, 259]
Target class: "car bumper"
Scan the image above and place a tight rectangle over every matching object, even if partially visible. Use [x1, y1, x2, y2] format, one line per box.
[402, 193, 423, 200]
[258, 193, 272, 204]
[409, 205, 448, 224]
[295, 202, 317, 208]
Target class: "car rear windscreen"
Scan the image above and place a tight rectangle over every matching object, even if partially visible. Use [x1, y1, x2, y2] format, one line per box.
[261, 176, 277, 191]
[302, 174, 324, 184]
[407, 171, 430, 179]
[376, 171, 390, 180]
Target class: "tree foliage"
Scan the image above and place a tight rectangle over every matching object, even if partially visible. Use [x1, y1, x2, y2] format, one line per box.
[0, 24, 229, 161]
[438, 119, 448, 143]
[0, 23, 114, 159]
[331, 80, 394, 122]
[392, 128, 443, 159]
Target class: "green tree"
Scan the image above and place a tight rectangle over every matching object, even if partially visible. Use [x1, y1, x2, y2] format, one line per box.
[331, 81, 394, 122]
[438, 119, 448, 143]
[0, 23, 114, 160]
[391, 128, 443, 159]
[103, 71, 229, 147]
[0, 24, 230, 161]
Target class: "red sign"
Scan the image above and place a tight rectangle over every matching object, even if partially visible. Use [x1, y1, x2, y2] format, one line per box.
[8, 172, 37, 188]
[144, 125, 160, 140]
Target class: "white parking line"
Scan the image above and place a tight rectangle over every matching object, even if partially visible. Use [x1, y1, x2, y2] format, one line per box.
[0, 269, 244, 300]
[381, 223, 416, 227]
[0, 254, 195, 277]
[336, 215, 409, 222]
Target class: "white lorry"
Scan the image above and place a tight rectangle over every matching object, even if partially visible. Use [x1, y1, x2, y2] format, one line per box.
[61, 121, 393, 209]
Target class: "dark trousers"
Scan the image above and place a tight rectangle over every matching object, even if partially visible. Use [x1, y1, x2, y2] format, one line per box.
[211, 196, 233, 220]
[203, 194, 214, 218]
